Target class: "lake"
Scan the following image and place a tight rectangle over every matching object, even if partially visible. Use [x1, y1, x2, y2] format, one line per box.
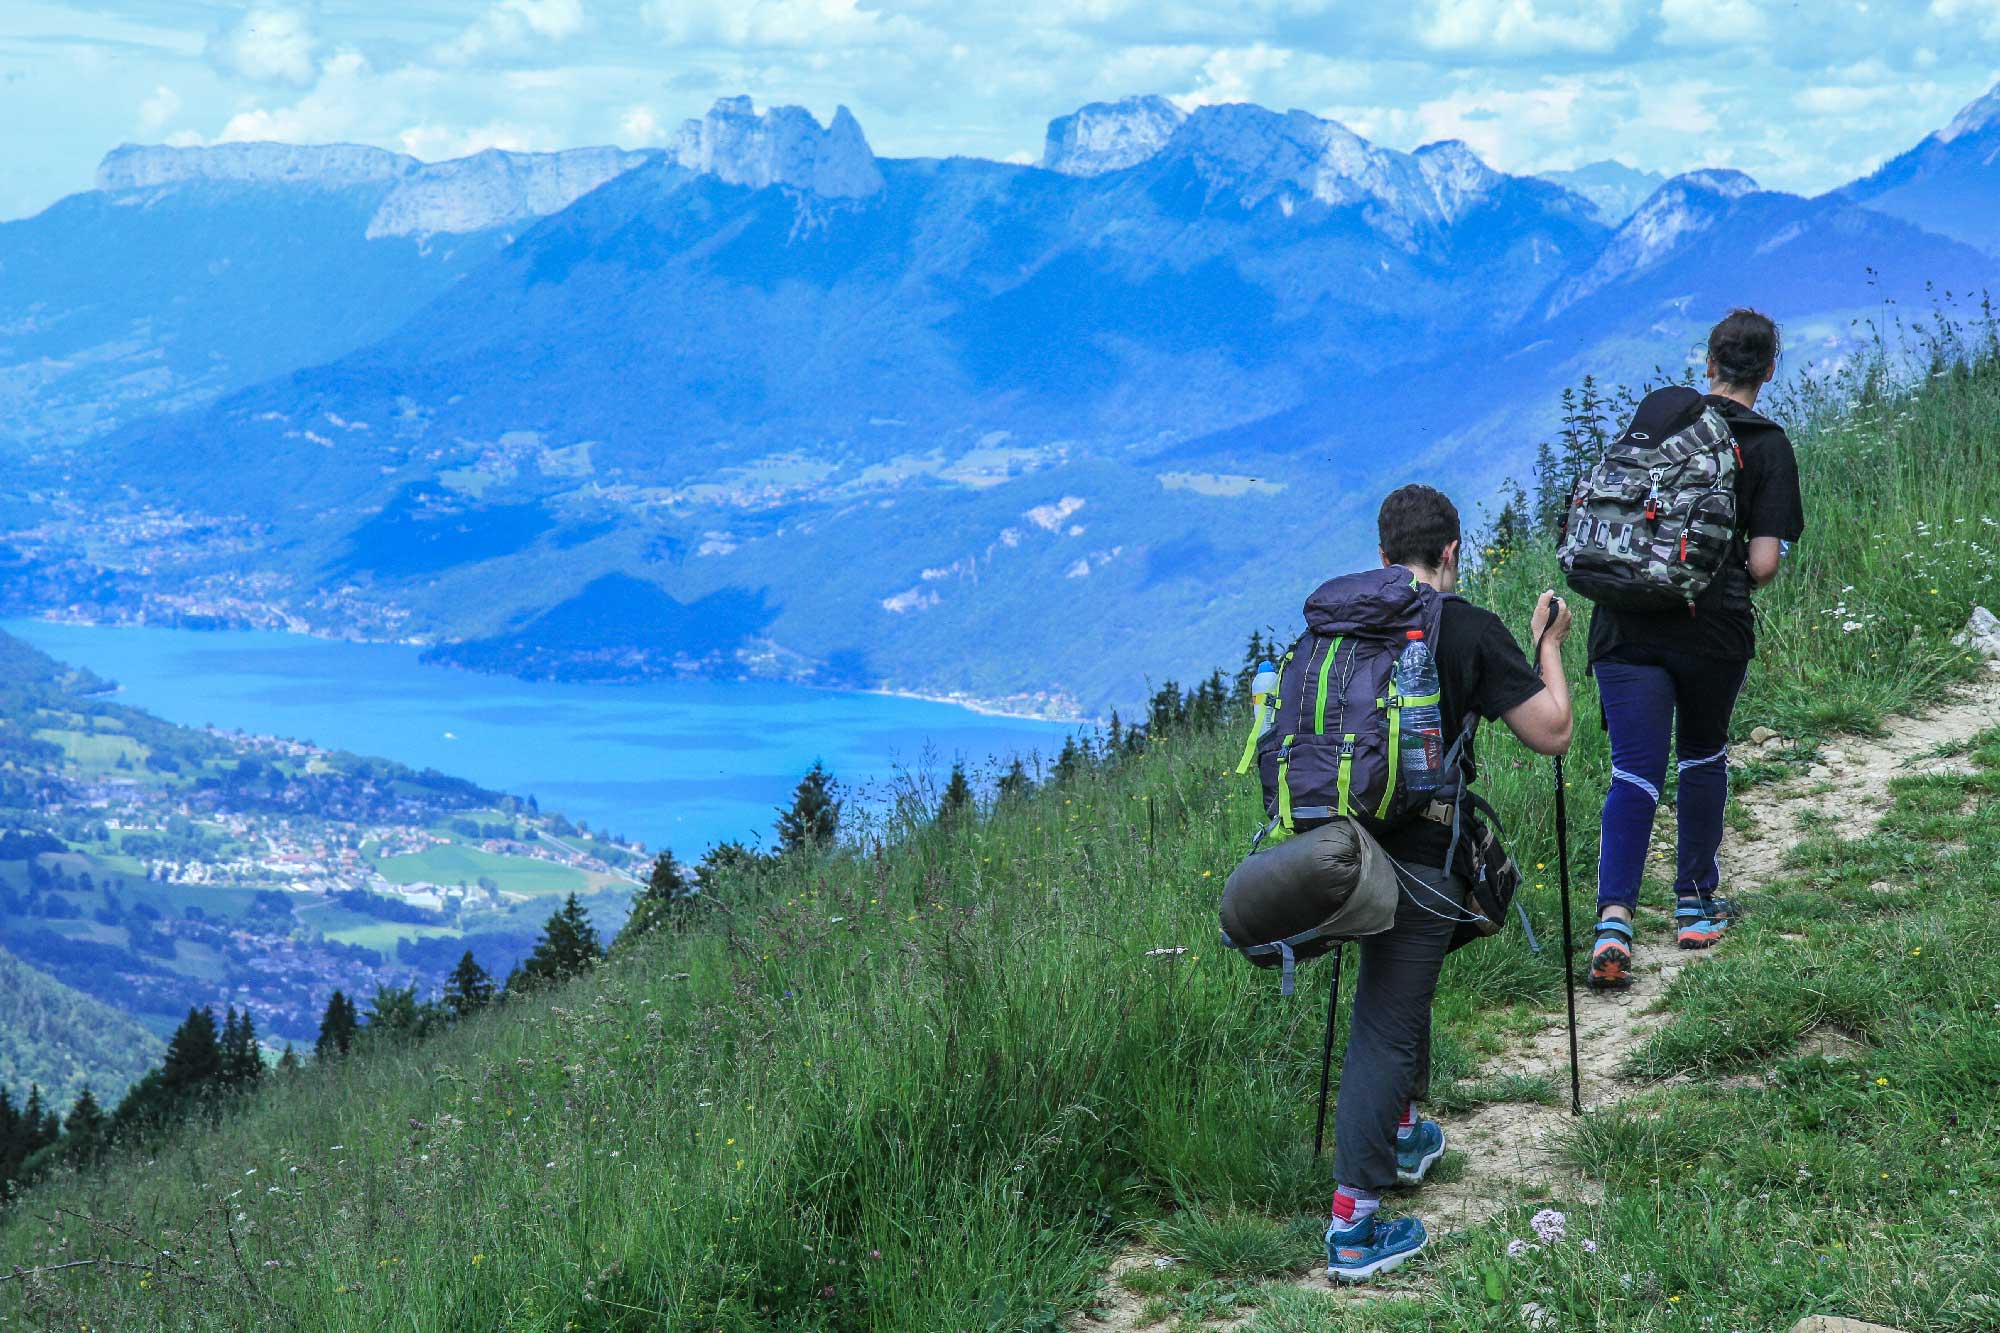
[4, 620, 1080, 856]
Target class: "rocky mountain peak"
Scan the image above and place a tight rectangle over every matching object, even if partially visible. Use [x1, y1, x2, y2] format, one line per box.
[96, 141, 416, 192]
[1939, 78, 2000, 144]
[1041, 96, 1187, 176]
[667, 97, 884, 199]
[365, 146, 655, 239]
[1545, 167, 1760, 315]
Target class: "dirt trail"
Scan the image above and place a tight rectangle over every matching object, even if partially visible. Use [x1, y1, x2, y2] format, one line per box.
[1074, 676, 2000, 1329]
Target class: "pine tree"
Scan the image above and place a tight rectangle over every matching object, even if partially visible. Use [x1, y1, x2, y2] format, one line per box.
[937, 762, 974, 825]
[615, 853, 695, 950]
[0, 1089, 21, 1187]
[517, 893, 603, 988]
[442, 950, 495, 1017]
[276, 1044, 301, 1073]
[695, 840, 762, 897]
[160, 1007, 223, 1096]
[1053, 735, 1084, 784]
[315, 990, 359, 1060]
[776, 761, 841, 854]
[62, 1087, 105, 1162]
[363, 985, 431, 1043]
[220, 1007, 263, 1089]
[996, 757, 1031, 802]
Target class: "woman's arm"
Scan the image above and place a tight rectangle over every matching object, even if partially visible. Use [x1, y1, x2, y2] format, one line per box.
[1747, 535, 1783, 588]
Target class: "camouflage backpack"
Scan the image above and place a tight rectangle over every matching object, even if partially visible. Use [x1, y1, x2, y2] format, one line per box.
[1558, 386, 1743, 615]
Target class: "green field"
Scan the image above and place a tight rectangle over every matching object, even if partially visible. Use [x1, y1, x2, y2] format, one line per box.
[373, 843, 591, 895]
[33, 727, 149, 775]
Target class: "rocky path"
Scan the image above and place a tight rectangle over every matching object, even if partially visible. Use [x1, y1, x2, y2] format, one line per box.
[1074, 675, 2000, 1329]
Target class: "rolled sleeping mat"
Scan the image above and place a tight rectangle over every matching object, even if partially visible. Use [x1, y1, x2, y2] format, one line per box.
[1219, 817, 1399, 994]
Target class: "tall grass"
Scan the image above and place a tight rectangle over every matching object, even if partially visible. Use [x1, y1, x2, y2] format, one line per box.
[4, 325, 1999, 1332]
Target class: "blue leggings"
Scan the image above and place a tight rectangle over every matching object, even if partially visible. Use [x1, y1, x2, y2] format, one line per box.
[1593, 651, 1748, 914]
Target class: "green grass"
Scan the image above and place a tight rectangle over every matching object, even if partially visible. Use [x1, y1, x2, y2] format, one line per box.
[5, 336, 2000, 1330]
[372, 843, 592, 895]
[33, 726, 149, 775]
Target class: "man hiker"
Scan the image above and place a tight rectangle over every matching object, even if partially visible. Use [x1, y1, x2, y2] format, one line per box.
[1585, 309, 1805, 989]
[1321, 484, 1575, 1282]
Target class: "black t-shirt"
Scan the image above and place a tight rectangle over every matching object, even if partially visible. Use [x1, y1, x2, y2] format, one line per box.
[1587, 395, 1806, 665]
[1374, 598, 1547, 867]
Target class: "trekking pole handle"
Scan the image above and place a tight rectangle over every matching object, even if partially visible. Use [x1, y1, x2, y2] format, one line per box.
[1533, 593, 1564, 674]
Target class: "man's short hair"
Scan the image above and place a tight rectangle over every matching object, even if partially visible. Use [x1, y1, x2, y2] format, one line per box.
[1377, 484, 1461, 570]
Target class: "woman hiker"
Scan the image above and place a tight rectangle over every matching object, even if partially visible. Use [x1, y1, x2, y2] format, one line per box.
[1586, 308, 1806, 990]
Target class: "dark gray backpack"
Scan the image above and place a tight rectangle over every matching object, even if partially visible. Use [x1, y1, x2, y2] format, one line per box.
[1558, 386, 1742, 614]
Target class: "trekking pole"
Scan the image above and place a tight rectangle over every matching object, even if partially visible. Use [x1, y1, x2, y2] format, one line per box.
[1538, 595, 1584, 1118]
[1311, 942, 1344, 1160]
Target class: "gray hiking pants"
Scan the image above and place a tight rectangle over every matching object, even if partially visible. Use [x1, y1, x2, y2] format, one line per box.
[1332, 858, 1464, 1193]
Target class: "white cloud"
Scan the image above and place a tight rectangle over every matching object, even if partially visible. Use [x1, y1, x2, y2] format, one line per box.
[207, 7, 319, 87]
[1173, 43, 1294, 108]
[644, 0, 919, 49]
[438, 0, 589, 65]
[620, 104, 668, 143]
[1657, 0, 1769, 45]
[397, 122, 544, 160]
[1417, 0, 1637, 54]
[137, 85, 182, 132]
[216, 49, 372, 143]
[1931, 0, 2000, 38]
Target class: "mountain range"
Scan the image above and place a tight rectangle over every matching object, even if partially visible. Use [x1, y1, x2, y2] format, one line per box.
[6, 87, 2000, 713]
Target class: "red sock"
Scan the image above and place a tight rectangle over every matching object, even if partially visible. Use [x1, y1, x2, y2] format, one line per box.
[1396, 1100, 1418, 1140]
[1330, 1185, 1380, 1229]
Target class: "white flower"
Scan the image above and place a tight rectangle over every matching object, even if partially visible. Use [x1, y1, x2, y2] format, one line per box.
[1507, 1238, 1529, 1257]
[1582, 1238, 1600, 1253]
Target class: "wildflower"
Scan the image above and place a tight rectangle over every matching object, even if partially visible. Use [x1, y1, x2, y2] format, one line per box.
[1911, 948, 1921, 956]
[1506, 1238, 1529, 1257]
[471, 1255, 485, 1267]
[869, 1249, 882, 1260]
[1530, 1209, 1567, 1245]
[1582, 1239, 1599, 1253]
[1875, 1077, 1889, 1086]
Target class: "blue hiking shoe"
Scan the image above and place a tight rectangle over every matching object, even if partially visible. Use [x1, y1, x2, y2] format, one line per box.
[1675, 898, 1728, 950]
[1395, 1119, 1447, 1186]
[1325, 1213, 1428, 1283]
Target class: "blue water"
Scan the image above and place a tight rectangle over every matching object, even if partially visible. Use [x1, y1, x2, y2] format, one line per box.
[5, 621, 1079, 856]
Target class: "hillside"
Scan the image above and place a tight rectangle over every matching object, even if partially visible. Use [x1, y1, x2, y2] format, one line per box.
[2, 320, 1996, 1329]
[10, 89, 2000, 714]
[0, 945, 157, 1109]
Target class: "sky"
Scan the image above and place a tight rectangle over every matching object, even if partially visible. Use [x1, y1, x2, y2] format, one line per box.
[3, 0, 1996, 221]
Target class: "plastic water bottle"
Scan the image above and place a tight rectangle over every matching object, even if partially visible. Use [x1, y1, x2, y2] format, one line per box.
[1396, 632, 1444, 791]
[1250, 660, 1279, 738]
